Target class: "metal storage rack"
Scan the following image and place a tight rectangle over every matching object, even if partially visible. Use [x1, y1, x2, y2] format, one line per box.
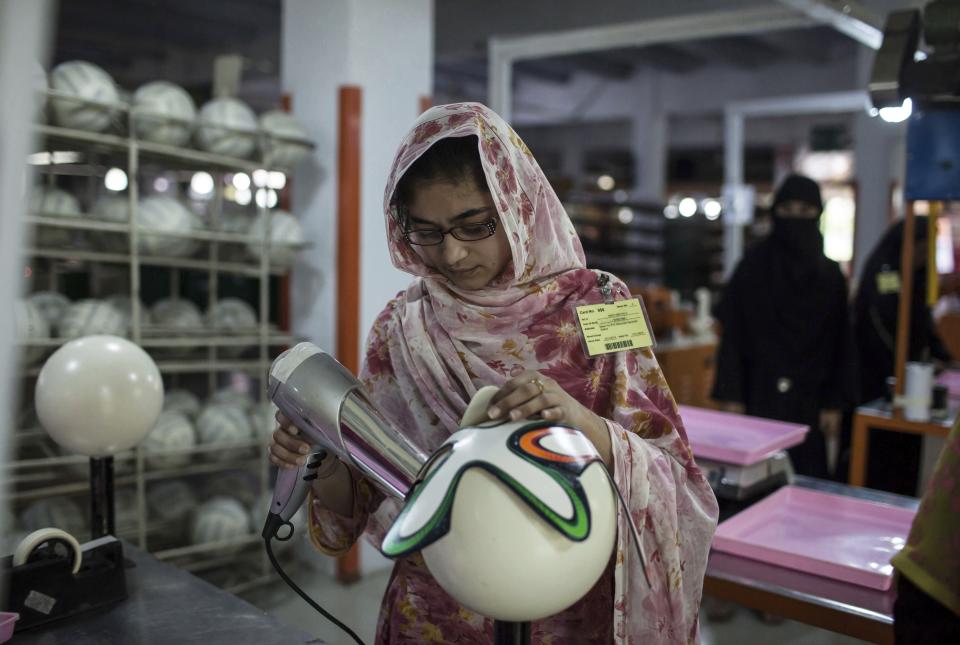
[7, 92, 313, 595]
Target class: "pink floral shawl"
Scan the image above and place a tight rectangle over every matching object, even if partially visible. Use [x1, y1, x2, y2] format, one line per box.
[309, 102, 718, 644]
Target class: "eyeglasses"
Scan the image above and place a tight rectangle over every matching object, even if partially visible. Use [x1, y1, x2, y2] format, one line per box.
[403, 218, 498, 246]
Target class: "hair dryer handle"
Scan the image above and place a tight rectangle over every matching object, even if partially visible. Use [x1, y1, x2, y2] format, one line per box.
[263, 449, 326, 539]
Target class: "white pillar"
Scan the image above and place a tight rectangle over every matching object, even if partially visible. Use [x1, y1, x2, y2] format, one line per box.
[282, 0, 432, 580]
[852, 46, 905, 283]
[282, 0, 433, 358]
[630, 69, 667, 202]
[0, 0, 54, 517]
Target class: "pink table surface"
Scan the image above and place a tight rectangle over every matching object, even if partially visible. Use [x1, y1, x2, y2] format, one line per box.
[937, 369, 960, 398]
[678, 405, 809, 466]
[713, 486, 916, 590]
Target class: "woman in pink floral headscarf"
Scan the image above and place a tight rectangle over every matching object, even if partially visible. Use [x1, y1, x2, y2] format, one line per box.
[270, 102, 718, 644]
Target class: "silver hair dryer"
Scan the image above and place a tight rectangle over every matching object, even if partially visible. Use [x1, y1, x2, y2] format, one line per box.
[262, 343, 429, 538]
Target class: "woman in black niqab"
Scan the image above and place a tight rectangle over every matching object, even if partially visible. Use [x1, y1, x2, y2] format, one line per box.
[712, 174, 858, 478]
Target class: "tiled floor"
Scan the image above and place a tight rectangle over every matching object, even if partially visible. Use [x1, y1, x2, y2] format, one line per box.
[245, 555, 868, 645]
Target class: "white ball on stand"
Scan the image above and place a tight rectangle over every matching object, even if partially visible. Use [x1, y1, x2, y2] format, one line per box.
[382, 386, 618, 623]
[35, 335, 164, 457]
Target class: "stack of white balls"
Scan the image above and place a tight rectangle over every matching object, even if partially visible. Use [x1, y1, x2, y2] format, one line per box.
[191, 496, 252, 546]
[29, 186, 82, 248]
[49, 61, 122, 133]
[245, 210, 304, 266]
[15, 299, 51, 365]
[196, 402, 255, 461]
[42, 60, 312, 165]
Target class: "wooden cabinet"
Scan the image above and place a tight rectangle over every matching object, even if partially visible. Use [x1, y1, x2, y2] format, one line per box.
[656, 342, 717, 409]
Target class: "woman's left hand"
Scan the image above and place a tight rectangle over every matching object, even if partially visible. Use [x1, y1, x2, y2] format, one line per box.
[486, 370, 611, 464]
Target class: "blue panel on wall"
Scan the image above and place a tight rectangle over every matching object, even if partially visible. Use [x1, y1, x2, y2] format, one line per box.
[906, 109, 960, 201]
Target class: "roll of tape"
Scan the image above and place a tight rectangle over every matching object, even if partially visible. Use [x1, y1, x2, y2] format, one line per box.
[13, 527, 83, 575]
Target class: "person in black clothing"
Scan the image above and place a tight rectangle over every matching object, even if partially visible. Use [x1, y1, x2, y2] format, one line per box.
[712, 174, 858, 478]
[849, 217, 952, 495]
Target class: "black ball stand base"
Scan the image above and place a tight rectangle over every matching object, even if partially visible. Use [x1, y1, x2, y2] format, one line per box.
[494, 620, 530, 645]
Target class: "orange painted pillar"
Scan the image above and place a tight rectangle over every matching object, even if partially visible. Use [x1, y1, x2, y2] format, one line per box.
[335, 85, 363, 583]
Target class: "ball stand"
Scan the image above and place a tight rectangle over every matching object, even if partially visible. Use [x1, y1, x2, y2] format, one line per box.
[2, 457, 127, 632]
[494, 620, 531, 645]
[89, 456, 116, 539]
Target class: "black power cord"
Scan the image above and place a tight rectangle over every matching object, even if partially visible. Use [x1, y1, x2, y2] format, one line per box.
[263, 518, 367, 645]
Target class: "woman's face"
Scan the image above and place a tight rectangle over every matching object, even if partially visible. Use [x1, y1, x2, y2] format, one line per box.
[405, 178, 512, 290]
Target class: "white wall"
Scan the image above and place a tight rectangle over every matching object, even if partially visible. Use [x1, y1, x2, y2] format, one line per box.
[282, 0, 433, 364]
[0, 0, 53, 537]
[282, 0, 432, 577]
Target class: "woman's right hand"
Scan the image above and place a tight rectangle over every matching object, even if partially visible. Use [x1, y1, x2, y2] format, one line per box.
[269, 410, 311, 469]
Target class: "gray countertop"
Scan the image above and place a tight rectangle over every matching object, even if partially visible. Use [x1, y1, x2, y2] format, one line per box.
[11, 543, 324, 645]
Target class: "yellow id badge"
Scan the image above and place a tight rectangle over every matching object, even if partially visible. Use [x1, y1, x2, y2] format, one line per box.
[574, 298, 654, 357]
[876, 271, 901, 295]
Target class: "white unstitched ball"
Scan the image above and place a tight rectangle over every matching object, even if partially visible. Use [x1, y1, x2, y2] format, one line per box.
[15, 299, 50, 365]
[259, 110, 312, 169]
[196, 98, 258, 158]
[143, 411, 196, 469]
[29, 186, 82, 248]
[206, 298, 257, 357]
[150, 298, 203, 331]
[246, 210, 304, 265]
[191, 496, 250, 544]
[138, 196, 193, 257]
[132, 81, 197, 146]
[147, 480, 198, 524]
[105, 294, 150, 334]
[27, 291, 68, 336]
[249, 401, 279, 439]
[90, 194, 130, 253]
[202, 471, 259, 506]
[113, 487, 140, 534]
[206, 298, 257, 332]
[20, 496, 86, 535]
[209, 387, 255, 412]
[58, 299, 127, 339]
[49, 60, 120, 132]
[196, 403, 254, 460]
[150, 298, 203, 359]
[163, 389, 201, 419]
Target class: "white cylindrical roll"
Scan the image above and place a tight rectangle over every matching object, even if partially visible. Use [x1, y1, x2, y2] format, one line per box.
[903, 362, 935, 422]
[13, 527, 83, 575]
